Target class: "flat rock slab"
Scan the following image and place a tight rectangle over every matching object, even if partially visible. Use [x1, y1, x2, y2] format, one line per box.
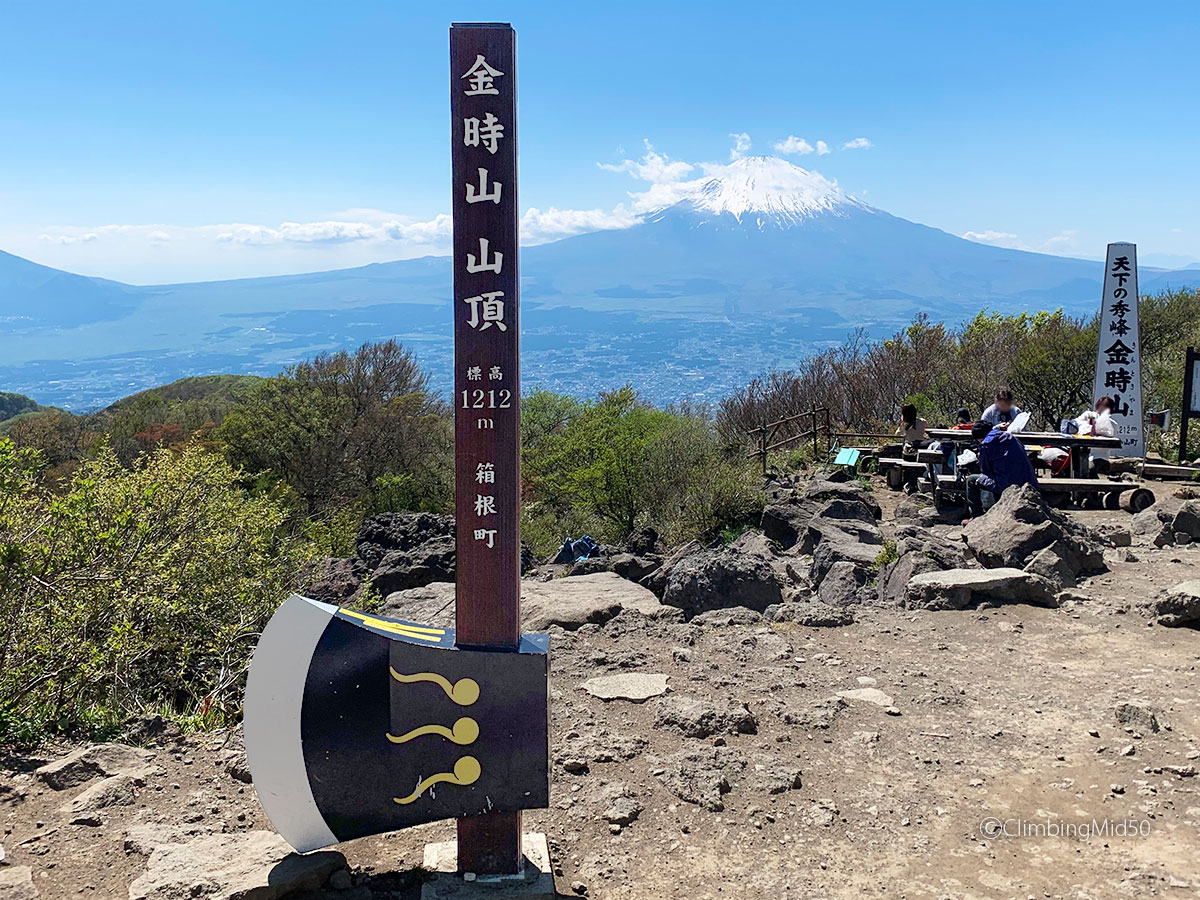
[522, 572, 669, 630]
[904, 567, 1057, 611]
[60, 773, 142, 820]
[420, 832, 554, 900]
[382, 572, 671, 632]
[127, 830, 345, 900]
[835, 687, 895, 708]
[581, 673, 669, 702]
[0, 866, 38, 900]
[34, 742, 155, 791]
[1152, 579, 1200, 626]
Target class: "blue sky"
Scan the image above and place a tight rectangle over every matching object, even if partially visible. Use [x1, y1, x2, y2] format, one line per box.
[2, 0, 1198, 282]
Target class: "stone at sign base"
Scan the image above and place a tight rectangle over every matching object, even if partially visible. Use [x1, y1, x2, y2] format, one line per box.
[421, 833, 555, 899]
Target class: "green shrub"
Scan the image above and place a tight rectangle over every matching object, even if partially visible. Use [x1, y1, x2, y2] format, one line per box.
[872, 540, 899, 572]
[522, 386, 762, 546]
[0, 440, 316, 745]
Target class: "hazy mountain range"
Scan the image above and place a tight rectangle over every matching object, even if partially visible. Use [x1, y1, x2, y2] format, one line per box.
[3, 156, 1198, 410]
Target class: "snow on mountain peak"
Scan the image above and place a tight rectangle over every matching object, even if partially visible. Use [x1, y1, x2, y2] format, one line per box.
[656, 155, 870, 228]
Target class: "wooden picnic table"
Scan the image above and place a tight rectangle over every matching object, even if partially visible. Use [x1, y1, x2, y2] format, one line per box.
[917, 429, 1152, 511]
[924, 428, 1121, 480]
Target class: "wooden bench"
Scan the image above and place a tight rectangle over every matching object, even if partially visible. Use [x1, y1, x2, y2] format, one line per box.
[919, 476, 964, 495]
[877, 457, 926, 490]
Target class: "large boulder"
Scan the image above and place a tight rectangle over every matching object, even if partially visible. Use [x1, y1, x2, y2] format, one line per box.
[296, 556, 367, 604]
[661, 549, 783, 618]
[760, 500, 823, 550]
[801, 499, 883, 554]
[381, 572, 674, 632]
[369, 534, 456, 594]
[875, 524, 973, 605]
[876, 551, 943, 606]
[963, 485, 1106, 585]
[904, 568, 1058, 611]
[567, 552, 661, 583]
[1150, 580, 1200, 627]
[817, 560, 872, 607]
[803, 479, 881, 519]
[610, 552, 662, 583]
[355, 512, 454, 568]
[640, 540, 703, 597]
[1173, 500, 1200, 542]
[523, 572, 673, 630]
[1131, 502, 1179, 547]
[760, 480, 881, 550]
[893, 494, 962, 526]
[727, 529, 778, 560]
[378, 582, 456, 626]
[626, 526, 664, 555]
[810, 537, 882, 587]
[127, 831, 346, 900]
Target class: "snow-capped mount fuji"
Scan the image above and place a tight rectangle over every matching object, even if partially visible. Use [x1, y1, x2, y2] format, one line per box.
[4, 155, 1199, 408]
[647, 155, 873, 229]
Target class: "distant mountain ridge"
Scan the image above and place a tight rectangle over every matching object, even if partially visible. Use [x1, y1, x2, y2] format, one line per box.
[3, 157, 1199, 410]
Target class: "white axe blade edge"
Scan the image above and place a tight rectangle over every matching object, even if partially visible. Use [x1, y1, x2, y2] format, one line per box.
[243, 593, 340, 852]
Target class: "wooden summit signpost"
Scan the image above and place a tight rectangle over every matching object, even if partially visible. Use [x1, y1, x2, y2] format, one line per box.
[450, 21, 526, 875]
[242, 22, 548, 885]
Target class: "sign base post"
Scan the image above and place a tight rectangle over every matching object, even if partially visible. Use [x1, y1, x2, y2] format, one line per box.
[421, 832, 555, 899]
[456, 814, 522, 876]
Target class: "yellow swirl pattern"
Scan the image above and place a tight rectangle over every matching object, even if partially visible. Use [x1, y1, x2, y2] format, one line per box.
[393, 756, 481, 805]
[389, 667, 479, 706]
[386, 717, 479, 746]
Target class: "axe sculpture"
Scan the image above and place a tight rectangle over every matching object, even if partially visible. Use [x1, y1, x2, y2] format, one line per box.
[244, 595, 549, 852]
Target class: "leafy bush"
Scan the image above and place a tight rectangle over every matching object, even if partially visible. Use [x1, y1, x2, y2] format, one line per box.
[0, 440, 315, 744]
[218, 340, 451, 515]
[522, 386, 762, 549]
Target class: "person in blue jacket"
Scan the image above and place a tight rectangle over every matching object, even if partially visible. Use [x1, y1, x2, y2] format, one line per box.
[964, 419, 1040, 520]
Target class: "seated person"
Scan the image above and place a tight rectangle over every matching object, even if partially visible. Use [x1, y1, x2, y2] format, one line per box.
[952, 407, 973, 430]
[1075, 395, 1116, 474]
[981, 390, 1022, 430]
[964, 419, 1039, 521]
[897, 403, 930, 454]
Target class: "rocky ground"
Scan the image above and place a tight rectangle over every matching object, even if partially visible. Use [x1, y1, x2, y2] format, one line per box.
[4, 472, 1200, 900]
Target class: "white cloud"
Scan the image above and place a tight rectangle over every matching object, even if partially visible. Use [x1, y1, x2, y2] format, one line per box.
[962, 230, 1026, 249]
[40, 231, 98, 244]
[729, 132, 752, 160]
[773, 135, 815, 156]
[842, 137, 872, 150]
[816, 140, 830, 156]
[1043, 229, 1079, 248]
[963, 228, 1088, 256]
[521, 206, 639, 244]
[597, 140, 694, 183]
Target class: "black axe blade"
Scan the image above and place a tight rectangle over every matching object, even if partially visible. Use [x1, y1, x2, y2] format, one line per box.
[244, 594, 549, 851]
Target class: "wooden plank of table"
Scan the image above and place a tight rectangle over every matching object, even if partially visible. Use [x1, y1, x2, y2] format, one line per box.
[1038, 478, 1139, 492]
[925, 428, 1122, 449]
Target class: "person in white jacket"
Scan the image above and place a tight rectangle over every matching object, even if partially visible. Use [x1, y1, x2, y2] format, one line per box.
[1076, 396, 1116, 474]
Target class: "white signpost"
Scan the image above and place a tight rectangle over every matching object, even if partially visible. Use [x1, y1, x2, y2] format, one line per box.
[1093, 242, 1144, 458]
